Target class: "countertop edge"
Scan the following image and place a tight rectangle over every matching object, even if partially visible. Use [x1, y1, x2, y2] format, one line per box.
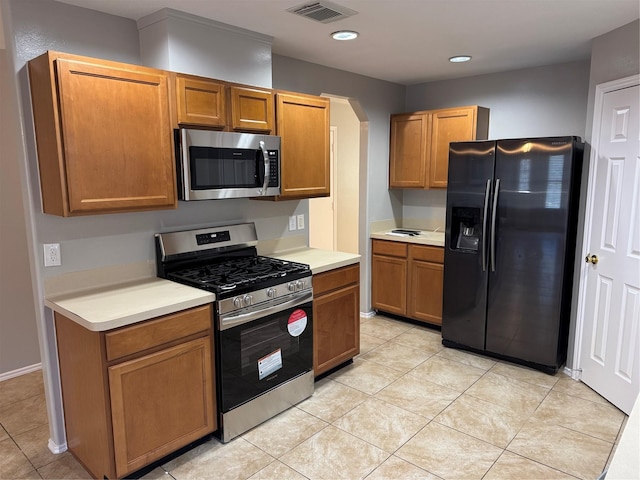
[370, 230, 445, 247]
[268, 248, 361, 275]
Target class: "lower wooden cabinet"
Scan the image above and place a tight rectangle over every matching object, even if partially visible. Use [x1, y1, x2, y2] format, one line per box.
[313, 264, 360, 376]
[55, 305, 216, 479]
[372, 239, 444, 326]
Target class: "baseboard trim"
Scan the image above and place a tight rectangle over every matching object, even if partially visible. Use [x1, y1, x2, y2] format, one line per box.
[0, 363, 42, 382]
[48, 438, 67, 454]
[563, 366, 582, 380]
[360, 310, 376, 318]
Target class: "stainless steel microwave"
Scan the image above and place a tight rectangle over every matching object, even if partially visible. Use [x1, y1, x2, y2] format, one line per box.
[175, 128, 281, 200]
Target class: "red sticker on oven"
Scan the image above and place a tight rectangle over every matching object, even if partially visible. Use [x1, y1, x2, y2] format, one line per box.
[287, 309, 307, 337]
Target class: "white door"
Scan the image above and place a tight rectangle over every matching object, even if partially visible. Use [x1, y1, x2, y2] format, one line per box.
[578, 78, 640, 415]
[309, 127, 337, 250]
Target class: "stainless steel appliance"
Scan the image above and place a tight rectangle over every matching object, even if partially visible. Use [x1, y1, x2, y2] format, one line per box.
[442, 137, 583, 373]
[175, 129, 281, 200]
[155, 223, 313, 442]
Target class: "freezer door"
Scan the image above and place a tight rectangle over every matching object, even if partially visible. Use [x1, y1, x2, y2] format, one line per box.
[442, 141, 495, 350]
[486, 137, 581, 368]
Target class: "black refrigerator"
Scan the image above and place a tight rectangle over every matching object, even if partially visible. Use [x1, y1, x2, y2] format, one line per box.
[442, 137, 583, 373]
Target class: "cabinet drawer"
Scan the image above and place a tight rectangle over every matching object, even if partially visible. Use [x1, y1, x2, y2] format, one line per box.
[105, 305, 212, 362]
[372, 239, 408, 258]
[410, 245, 444, 263]
[313, 264, 359, 297]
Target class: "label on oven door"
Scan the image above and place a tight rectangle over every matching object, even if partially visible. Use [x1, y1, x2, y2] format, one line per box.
[258, 348, 282, 380]
[287, 309, 308, 337]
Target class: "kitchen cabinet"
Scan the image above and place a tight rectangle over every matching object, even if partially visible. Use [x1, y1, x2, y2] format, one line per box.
[389, 105, 489, 189]
[175, 74, 227, 128]
[228, 85, 274, 133]
[313, 264, 360, 376]
[371, 239, 444, 326]
[54, 305, 216, 479]
[276, 92, 330, 198]
[28, 51, 176, 216]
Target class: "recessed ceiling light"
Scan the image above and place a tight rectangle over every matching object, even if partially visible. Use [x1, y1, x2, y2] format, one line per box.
[331, 30, 359, 41]
[449, 55, 472, 63]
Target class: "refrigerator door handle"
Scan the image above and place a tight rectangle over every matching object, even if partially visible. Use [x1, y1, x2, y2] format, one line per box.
[491, 178, 501, 272]
[482, 179, 491, 271]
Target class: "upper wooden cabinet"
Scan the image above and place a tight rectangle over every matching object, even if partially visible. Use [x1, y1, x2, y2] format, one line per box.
[276, 92, 330, 198]
[228, 86, 274, 133]
[175, 74, 227, 128]
[28, 51, 177, 216]
[389, 105, 489, 189]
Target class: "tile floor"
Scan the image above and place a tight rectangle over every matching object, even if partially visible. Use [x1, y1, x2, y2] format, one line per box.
[0, 314, 629, 480]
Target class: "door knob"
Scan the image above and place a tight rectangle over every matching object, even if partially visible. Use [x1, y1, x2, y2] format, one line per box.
[585, 254, 598, 264]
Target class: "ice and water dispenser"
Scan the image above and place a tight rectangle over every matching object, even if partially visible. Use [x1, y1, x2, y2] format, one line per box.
[450, 207, 481, 252]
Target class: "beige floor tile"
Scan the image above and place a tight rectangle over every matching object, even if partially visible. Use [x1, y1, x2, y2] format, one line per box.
[375, 375, 459, 420]
[297, 378, 369, 423]
[434, 394, 529, 448]
[279, 425, 389, 479]
[484, 451, 578, 479]
[490, 361, 559, 389]
[333, 397, 428, 453]
[163, 436, 273, 480]
[465, 372, 549, 416]
[408, 356, 485, 392]
[359, 316, 412, 341]
[12, 424, 69, 469]
[391, 327, 443, 354]
[507, 421, 613, 480]
[37, 454, 91, 479]
[396, 422, 503, 479]
[242, 406, 328, 457]
[0, 371, 44, 409]
[329, 357, 403, 395]
[359, 332, 387, 356]
[139, 467, 172, 479]
[436, 347, 497, 371]
[552, 375, 612, 406]
[248, 460, 307, 479]
[529, 390, 625, 443]
[0, 437, 35, 479]
[365, 455, 441, 479]
[362, 341, 434, 373]
[0, 425, 8, 442]
[0, 394, 48, 437]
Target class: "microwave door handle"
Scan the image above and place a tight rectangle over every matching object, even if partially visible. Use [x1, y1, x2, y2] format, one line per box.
[259, 141, 269, 195]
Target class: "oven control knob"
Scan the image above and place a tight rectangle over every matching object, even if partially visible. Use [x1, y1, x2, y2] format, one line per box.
[296, 280, 305, 291]
[267, 287, 277, 298]
[233, 297, 242, 308]
[243, 294, 252, 306]
[287, 282, 296, 292]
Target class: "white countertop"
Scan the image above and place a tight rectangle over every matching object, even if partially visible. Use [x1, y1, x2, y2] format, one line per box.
[370, 229, 445, 247]
[45, 278, 214, 332]
[44, 248, 359, 332]
[269, 248, 361, 274]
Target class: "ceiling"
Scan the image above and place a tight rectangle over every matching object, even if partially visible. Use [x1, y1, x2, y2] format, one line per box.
[54, 0, 639, 85]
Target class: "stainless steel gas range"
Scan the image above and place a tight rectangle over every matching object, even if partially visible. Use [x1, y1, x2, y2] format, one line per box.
[155, 223, 314, 442]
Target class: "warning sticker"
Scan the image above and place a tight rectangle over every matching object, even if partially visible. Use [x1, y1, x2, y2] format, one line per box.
[287, 309, 308, 337]
[258, 349, 282, 380]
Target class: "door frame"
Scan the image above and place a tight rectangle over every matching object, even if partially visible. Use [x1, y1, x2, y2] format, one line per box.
[572, 74, 640, 379]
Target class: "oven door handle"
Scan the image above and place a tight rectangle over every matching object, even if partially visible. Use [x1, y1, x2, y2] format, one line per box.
[219, 291, 313, 331]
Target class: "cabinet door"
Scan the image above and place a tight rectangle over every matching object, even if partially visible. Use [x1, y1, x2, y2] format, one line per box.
[389, 112, 430, 188]
[408, 260, 444, 325]
[276, 93, 330, 198]
[429, 107, 478, 188]
[109, 336, 215, 477]
[175, 75, 226, 127]
[55, 58, 176, 214]
[371, 254, 407, 315]
[314, 283, 360, 376]
[229, 86, 274, 133]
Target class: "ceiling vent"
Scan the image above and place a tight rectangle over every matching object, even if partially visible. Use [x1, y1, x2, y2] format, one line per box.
[287, 1, 358, 24]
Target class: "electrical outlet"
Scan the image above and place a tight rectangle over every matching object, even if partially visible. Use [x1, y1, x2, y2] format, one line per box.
[43, 243, 61, 267]
[288, 215, 297, 231]
[297, 214, 305, 230]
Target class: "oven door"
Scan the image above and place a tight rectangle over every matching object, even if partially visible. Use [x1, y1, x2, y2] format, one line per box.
[216, 290, 313, 413]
